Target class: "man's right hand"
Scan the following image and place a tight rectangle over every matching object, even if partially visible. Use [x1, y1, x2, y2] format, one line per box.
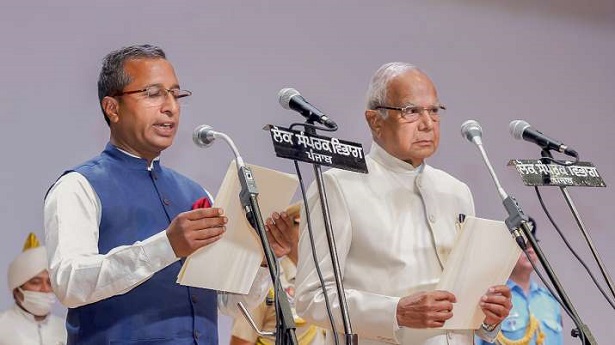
[166, 208, 227, 257]
[396, 290, 457, 328]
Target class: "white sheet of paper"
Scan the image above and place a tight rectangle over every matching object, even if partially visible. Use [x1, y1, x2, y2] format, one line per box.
[177, 161, 298, 294]
[436, 216, 522, 330]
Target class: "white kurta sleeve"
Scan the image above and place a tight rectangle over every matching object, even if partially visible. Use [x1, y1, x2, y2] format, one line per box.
[44, 172, 179, 308]
[475, 323, 501, 343]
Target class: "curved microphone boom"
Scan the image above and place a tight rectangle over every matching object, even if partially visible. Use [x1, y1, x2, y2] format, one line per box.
[461, 120, 528, 249]
[194, 126, 301, 345]
[461, 120, 506, 201]
[193, 124, 245, 167]
[509, 120, 578, 157]
[278, 88, 338, 129]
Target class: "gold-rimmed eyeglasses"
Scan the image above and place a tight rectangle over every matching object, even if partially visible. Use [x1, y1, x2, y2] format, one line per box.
[374, 104, 446, 123]
[114, 85, 192, 107]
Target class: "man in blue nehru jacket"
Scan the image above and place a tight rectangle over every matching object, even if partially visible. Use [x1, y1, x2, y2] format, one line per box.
[44, 44, 294, 344]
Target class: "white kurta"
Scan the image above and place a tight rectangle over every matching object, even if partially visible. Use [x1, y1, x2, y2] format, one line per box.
[0, 305, 66, 345]
[296, 142, 495, 345]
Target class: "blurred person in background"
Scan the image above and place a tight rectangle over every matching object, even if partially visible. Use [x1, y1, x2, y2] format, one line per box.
[230, 203, 325, 345]
[0, 233, 66, 345]
[476, 217, 563, 345]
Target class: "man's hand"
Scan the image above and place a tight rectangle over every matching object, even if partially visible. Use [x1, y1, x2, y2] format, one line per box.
[397, 291, 457, 328]
[166, 208, 227, 257]
[264, 211, 297, 259]
[480, 285, 512, 327]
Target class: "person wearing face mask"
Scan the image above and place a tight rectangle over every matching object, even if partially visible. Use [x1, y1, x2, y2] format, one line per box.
[0, 233, 67, 344]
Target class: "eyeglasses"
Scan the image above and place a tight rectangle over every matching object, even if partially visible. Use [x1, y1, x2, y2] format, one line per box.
[374, 104, 446, 123]
[114, 85, 192, 107]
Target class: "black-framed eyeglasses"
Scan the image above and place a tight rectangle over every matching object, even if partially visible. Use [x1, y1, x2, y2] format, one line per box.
[114, 85, 192, 107]
[374, 104, 446, 123]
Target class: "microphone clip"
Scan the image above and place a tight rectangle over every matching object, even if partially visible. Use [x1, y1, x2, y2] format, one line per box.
[503, 196, 529, 250]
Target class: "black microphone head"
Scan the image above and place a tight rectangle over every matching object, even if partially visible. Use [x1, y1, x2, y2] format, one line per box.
[509, 120, 530, 140]
[193, 124, 216, 148]
[278, 88, 300, 110]
[460, 120, 483, 143]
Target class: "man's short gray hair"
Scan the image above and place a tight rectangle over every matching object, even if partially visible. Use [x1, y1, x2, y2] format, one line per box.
[97, 44, 167, 125]
[365, 62, 417, 118]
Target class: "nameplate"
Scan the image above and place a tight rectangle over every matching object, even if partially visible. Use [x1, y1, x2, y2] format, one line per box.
[266, 125, 368, 174]
[508, 159, 606, 187]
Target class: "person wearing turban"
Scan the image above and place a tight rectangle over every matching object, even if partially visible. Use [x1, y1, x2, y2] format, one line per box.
[0, 233, 67, 344]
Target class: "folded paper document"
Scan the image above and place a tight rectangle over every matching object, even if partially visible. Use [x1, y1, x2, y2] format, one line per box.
[436, 216, 522, 329]
[177, 161, 298, 293]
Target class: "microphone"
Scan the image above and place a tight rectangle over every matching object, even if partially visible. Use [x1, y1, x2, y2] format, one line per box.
[460, 120, 506, 200]
[509, 120, 577, 157]
[461, 120, 528, 249]
[277, 88, 338, 129]
[193, 124, 245, 167]
[460, 119, 483, 146]
[193, 124, 217, 148]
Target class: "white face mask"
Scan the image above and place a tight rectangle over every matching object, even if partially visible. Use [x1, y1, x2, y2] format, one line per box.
[18, 288, 56, 316]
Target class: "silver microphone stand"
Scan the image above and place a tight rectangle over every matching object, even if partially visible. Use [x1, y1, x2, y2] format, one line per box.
[194, 127, 298, 345]
[462, 120, 597, 344]
[540, 149, 615, 301]
[296, 120, 358, 345]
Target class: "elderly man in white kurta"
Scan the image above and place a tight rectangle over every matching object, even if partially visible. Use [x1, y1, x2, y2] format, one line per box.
[295, 62, 512, 345]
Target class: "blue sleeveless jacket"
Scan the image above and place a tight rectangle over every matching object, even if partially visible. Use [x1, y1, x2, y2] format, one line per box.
[66, 143, 218, 345]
